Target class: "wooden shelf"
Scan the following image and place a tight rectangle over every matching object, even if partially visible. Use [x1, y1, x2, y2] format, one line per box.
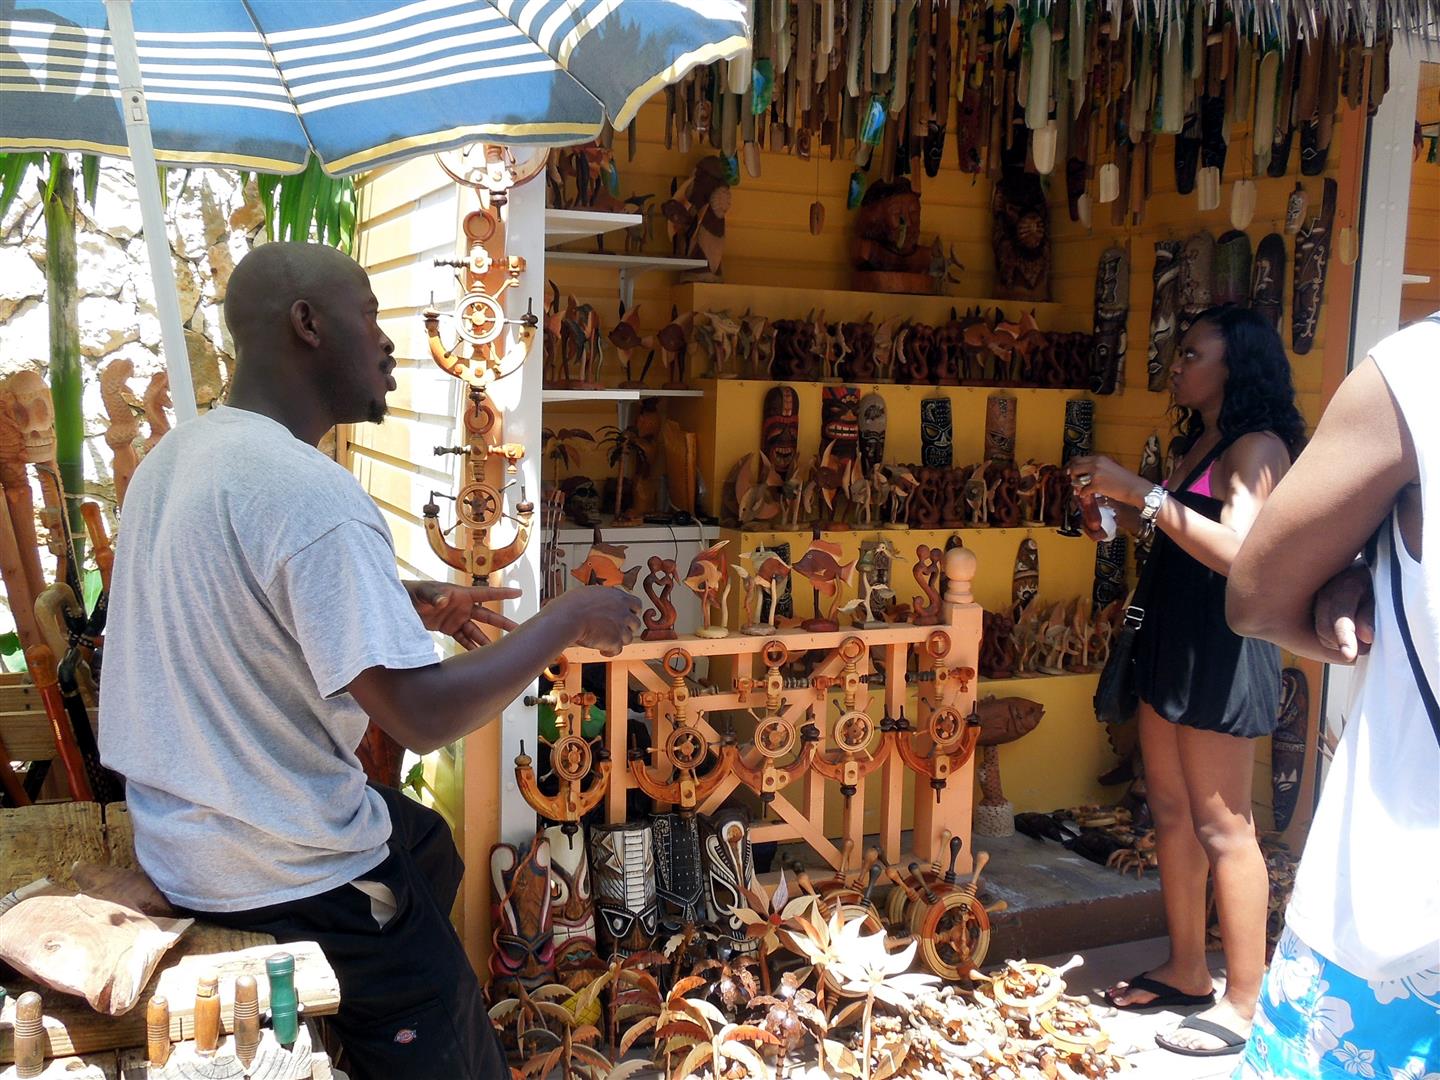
[557, 524, 708, 544]
[979, 671, 1102, 688]
[542, 387, 705, 403]
[544, 251, 710, 274]
[702, 377, 1090, 397]
[677, 281, 1070, 328]
[544, 208, 641, 243]
[721, 525, 1093, 542]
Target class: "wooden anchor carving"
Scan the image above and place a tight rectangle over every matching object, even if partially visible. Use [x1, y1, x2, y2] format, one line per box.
[888, 632, 981, 798]
[809, 636, 892, 800]
[423, 197, 537, 392]
[628, 649, 734, 810]
[731, 639, 819, 801]
[422, 159, 537, 583]
[423, 387, 534, 581]
[516, 657, 610, 828]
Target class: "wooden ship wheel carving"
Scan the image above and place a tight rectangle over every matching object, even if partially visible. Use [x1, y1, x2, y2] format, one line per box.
[628, 649, 735, 810]
[731, 639, 818, 801]
[890, 634, 983, 798]
[809, 636, 892, 801]
[516, 657, 610, 829]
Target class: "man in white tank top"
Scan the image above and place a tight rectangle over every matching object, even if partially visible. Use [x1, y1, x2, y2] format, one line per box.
[1227, 315, 1439, 1078]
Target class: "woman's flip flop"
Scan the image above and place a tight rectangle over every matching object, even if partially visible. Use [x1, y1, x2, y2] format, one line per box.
[1155, 1015, 1249, 1057]
[1100, 973, 1216, 1011]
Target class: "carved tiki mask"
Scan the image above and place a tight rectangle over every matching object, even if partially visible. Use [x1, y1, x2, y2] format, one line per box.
[820, 385, 860, 468]
[1148, 240, 1183, 393]
[699, 809, 760, 953]
[991, 170, 1051, 301]
[761, 386, 801, 479]
[1059, 398, 1095, 536]
[984, 392, 1017, 463]
[919, 396, 953, 469]
[651, 813, 709, 931]
[1090, 246, 1130, 396]
[1250, 233, 1287, 334]
[856, 392, 887, 471]
[588, 821, 659, 958]
[542, 824, 600, 988]
[1092, 536, 1129, 612]
[1178, 231, 1216, 337]
[489, 835, 555, 990]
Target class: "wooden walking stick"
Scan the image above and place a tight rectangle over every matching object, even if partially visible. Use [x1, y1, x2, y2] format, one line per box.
[26, 644, 95, 801]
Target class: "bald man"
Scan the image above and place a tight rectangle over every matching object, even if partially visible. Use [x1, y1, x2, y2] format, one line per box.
[99, 243, 640, 1078]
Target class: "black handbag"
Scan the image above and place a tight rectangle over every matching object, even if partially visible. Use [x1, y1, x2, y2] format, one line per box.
[1094, 560, 1157, 726]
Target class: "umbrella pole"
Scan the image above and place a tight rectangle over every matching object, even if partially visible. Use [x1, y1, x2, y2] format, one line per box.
[104, 0, 200, 424]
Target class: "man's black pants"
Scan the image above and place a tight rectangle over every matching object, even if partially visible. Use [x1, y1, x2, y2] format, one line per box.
[192, 787, 507, 1078]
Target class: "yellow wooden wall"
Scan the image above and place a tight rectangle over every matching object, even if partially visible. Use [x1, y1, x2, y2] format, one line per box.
[1402, 62, 1440, 326]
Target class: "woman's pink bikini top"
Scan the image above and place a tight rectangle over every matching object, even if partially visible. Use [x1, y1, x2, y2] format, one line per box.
[1163, 462, 1216, 499]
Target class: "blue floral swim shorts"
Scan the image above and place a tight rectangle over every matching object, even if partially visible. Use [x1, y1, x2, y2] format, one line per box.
[1235, 927, 1440, 1080]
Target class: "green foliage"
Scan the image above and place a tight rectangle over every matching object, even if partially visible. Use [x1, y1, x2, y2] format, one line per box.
[0, 632, 24, 673]
[82, 568, 103, 614]
[0, 151, 101, 221]
[241, 158, 356, 253]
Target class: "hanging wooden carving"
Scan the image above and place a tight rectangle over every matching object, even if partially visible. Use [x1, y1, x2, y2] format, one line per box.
[1147, 241, 1182, 392]
[489, 834, 555, 993]
[1090, 248, 1130, 396]
[542, 824, 602, 990]
[423, 147, 538, 583]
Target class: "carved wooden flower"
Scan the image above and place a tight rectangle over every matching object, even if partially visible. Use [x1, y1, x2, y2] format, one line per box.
[830, 919, 940, 1010]
[731, 870, 817, 955]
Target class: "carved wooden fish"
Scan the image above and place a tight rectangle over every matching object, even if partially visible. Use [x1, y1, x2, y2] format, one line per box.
[976, 695, 1044, 747]
[572, 541, 640, 590]
[791, 539, 855, 588]
[684, 540, 731, 592]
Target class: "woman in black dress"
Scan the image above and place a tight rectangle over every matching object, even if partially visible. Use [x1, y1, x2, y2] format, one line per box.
[1066, 306, 1306, 1057]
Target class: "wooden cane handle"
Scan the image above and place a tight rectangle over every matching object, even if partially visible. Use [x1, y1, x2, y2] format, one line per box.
[14, 991, 44, 1078]
[147, 995, 171, 1066]
[970, 850, 990, 888]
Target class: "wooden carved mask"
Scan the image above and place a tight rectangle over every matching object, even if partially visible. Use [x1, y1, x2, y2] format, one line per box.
[543, 824, 599, 987]
[588, 821, 658, 957]
[489, 835, 555, 990]
[700, 809, 759, 953]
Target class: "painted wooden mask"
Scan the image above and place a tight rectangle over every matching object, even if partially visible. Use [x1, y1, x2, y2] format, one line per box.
[542, 824, 600, 988]
[761, 386, 800, 478]
[651, 812, 709, 932]
[919, 396, 954, 468]
[699, 809, 759, 953]
[489, 835, 555, 990]
[820, 385, 860, 468]
[857, 392, 887, 471]
[588, 821, 658, 958]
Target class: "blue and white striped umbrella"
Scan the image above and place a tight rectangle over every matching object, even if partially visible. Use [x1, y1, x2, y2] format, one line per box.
[0, 0, 750, 174]
[0, 0, 749, 420]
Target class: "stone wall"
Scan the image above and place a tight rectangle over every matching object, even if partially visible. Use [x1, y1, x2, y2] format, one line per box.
[0, 160, 266, 632]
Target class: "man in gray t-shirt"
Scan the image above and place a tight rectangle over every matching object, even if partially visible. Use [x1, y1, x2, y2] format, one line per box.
[100, 242, 640, 1079]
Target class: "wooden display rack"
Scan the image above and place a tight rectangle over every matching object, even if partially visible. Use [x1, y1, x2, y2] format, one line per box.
[560, 548, 982, 872]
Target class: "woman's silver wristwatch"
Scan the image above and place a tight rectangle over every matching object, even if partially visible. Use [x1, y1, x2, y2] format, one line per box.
[1138, 485, 1169, 540]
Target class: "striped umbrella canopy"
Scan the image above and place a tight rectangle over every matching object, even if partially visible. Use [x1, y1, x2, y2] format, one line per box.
[1, 0, 750, 174]
[0, 0, 751, 418]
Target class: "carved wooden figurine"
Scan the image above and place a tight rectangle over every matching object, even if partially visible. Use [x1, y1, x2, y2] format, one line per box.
[851, 178, 936, 293]
[738, 547, 791, 635]
[663, 155, 731, 280]
[845, 539, 903, 628]
[100, 359, 140, 507]
[641, 554, 679, 641]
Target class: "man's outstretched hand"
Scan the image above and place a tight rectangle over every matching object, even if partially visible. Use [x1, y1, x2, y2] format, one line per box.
[406, 581, 521, 651]
[547, 584, 643, 656]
